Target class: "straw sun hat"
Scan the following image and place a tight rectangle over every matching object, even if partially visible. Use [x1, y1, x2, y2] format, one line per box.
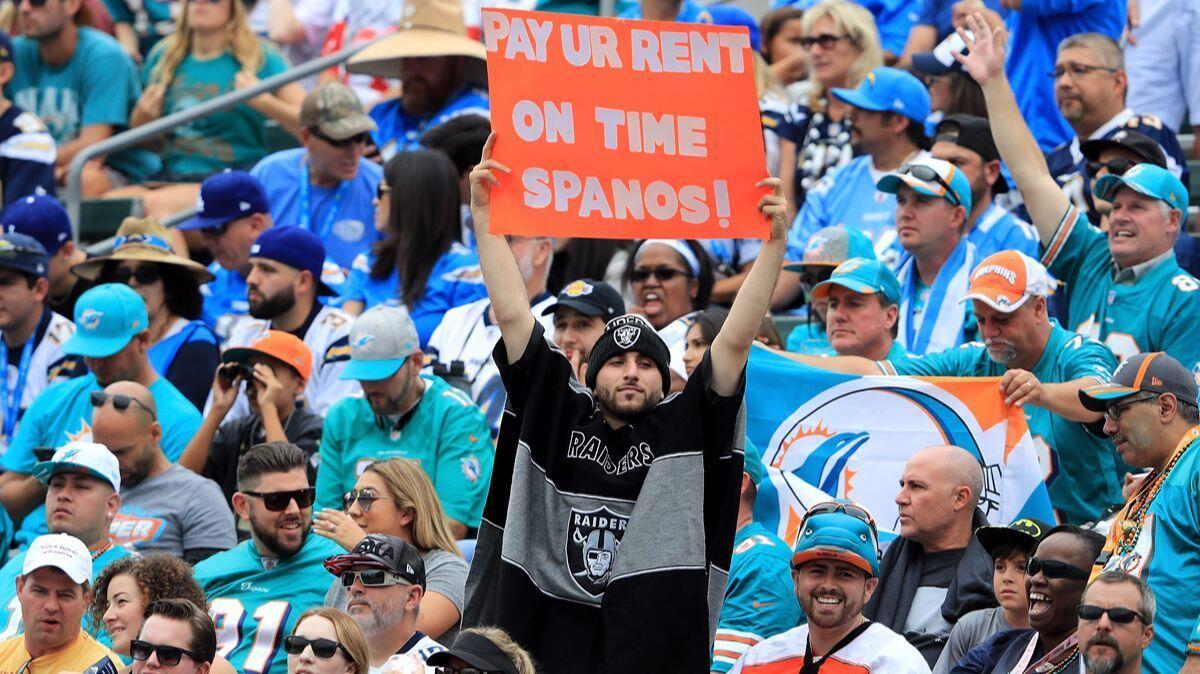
[71, 217, 215, 285]
[346, 0, 487, 84]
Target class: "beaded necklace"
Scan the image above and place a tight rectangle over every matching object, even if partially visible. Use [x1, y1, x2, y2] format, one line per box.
[1113, 425, 1200, 555]
[1031, 646, 1079, 674]
[91, 540, 114, 561]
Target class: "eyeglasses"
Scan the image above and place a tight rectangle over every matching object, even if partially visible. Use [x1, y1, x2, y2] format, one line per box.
[435, 668, 504, 674]
[800, 33, 849, 50]
[1087, 159, 1137, 178]
[130, 640, 202, 666]
[107, 265, 163, 286]
[89, 391, 157, 421]
[339, 569, 410, 588]
[309, 128, 371, 149]
[241, 487, 316, 511]
[1103, 394, 1158, 423]
[1050, 63, 1118, 80]
[1027, 556, 1090, 580]
[630, 267, 689, 283]
[897, 163, 961, 207]
[1077, 604, 1147, 624]
[343, 489, 394, 513]
[284, 636, 352, 659]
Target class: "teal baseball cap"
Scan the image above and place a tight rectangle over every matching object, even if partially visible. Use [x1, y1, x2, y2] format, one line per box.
[784, 226, 876, 272]
[831, 67, 931, 124]
[743, 444, 764, 487]
[877, 157, 973, 213]
[1093, 163, 1188, 213]
[62, 284, 148, 358]
[810, 257, 901, 305]
[791, 500, 881, 577]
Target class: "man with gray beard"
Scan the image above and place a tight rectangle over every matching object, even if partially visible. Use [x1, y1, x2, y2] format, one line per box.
[785, 249, 1121, 524]
[1077, 572, 1155, 674]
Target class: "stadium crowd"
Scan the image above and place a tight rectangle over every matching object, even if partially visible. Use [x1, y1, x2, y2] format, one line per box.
[0, 0, 1189, 671]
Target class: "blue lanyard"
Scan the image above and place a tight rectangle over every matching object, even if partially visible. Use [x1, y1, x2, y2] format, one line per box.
[0, 335, 35, 439]
[300, 161, 351, 241]
[903, 240, 968, 355]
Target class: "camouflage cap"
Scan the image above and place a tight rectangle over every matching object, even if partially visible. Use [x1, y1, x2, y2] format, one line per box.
[300, 82, 378, 141]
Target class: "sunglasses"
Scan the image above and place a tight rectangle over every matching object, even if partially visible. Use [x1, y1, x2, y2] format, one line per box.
[107, 265, 163, 286]
[1027, 556, 1090, 580]
[89, 391, 157, 421]
[1086, 158, 1137, 178]
[801, 501, 880, 539]
[343, 489, 394, 513]
[339, 569, 410, 588]
[897, 163, 961, 207]
[1077, 604, 1147, 624]
[1103, 394, 1158, 423]
[310, 127, 371, 149]
[799, 33, 849, 50]
[435, 668, 504, 674]
[22, 0, 48, 7]
[130, 640, 202, 666]
[242, 487, 315, 511]
[284, 636, 351, 659]
[630, 267, 689, 283]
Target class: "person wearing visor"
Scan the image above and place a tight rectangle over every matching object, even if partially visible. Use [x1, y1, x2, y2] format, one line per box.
[427, 628, 536, 674]
[730, 500, 928, 673]
[809, 257, 905, 361]
[778, 225, 875, 354]
[1078, 352, 1200, 674]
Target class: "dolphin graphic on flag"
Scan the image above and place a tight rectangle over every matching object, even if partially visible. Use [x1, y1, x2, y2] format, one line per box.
[746, 346, 1054, 546]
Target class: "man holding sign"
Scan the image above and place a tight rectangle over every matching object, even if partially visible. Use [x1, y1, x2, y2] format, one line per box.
[462, 131, 788, 672]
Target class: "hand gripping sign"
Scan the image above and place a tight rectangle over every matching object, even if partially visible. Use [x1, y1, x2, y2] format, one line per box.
[481, 9, 768, 239]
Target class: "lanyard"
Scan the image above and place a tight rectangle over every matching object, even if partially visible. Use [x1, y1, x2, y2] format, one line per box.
[903, 240, 967, 354]
[300, 161, 351, 241]
[0, 335, 35, 439]
[801, 620, 872, 673]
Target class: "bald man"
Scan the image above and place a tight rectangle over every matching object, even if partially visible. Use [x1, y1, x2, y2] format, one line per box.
[91, 382, 235, 562]
[864, 445, 998, 667]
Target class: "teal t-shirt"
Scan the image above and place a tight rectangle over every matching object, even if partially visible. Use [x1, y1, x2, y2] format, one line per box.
[1042, 206, 1200, 375]
[883, 323, 1120, 524]
[7, 28, 158, 181]
[142, 41, 289, 180]
[317, 374, 495, 527]
[196, 535, 342, 674]
[784, 319, 834, 355]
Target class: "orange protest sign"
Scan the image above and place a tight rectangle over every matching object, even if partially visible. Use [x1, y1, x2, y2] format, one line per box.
[481, 9, 768, 239]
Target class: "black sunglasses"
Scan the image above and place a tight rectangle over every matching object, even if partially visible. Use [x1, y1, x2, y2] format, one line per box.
[284, 636, 352, 659]
[799, 33, 849, 50]
[130, 640, 202, 666]
[1087, 158, 1137, 178]
[107, 265, 163, 286]
[310, 127, 371, 149]
[242, 487, 316, 511]
[1027, 556, 1090, 581]
[631, 267, 689, 283]
[343, 489, 394, 513]
[897, 163, 961, 207]
[339, 569, 410, 588]
[1077, 604, 1147, 625]
[89, 391, 157, 421]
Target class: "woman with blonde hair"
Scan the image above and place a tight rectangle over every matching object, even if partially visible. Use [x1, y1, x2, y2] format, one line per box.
[109, 0, 305, 218]
[314, 458, 469, 641]
[427, 627, 537, 674]
[286, 608, 370, 674]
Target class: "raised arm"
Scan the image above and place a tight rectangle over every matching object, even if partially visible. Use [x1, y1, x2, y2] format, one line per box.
[469, 134, 536, 363]
[956, 13, 1069, 238]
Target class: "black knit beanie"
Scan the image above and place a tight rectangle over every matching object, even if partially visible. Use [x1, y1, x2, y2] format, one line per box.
[585, 314, 671, 395]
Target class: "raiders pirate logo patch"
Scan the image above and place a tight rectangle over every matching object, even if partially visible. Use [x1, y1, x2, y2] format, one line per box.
[614, 325, 640, 349]
[566, 505, 629, 597]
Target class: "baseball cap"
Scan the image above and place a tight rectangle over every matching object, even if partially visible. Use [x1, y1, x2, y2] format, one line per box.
[784, 226, 876, 271]
[32, 441, 120, 491]
[912, 31, 967, 76]
[877, 156, 973, 213]
[541, 279, 625, 319]
[1081, 129, 1167, 168]
[975, 518, 1049, 558]
[1093, 163, 1188, 213]
[934, 114, 1008, 194]
[810, 257, 901, 305]
[222, 330, 313, 383]
[249, 227, 338, 296]
[426, 632, 519, 674]
[961, 251, 1055, 313]
[1, 193, 72, 255]
[340, 305, 421, 382]
[1079, 352, 1199, 411]
[23, 533, 92, 585]
[584, 314, 671, 395]
[791, 500, 880, 577]
[323, 534, 426, 587]
[300, 82, 378, 141]
[0, 233, 48, 278]
[180, 170, 270, 231]
[831, 67, 931, 124]
[62, 284, 149, 358]
[743, 448, 764, 487]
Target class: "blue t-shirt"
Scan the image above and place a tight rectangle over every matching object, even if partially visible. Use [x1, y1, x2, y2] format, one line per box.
[787, 155, 898, 263]
[0, 105, 56, 207]
[7, 28, 157, 181]
[370, 88, 490, 161]
[0, 544, 130, 646]
[1005, 0, 1125, 150]
[966, 203, 1039, 260]
[342, 244, 488, 347]
[883, 322, 1120, 524]
[4, 373, 201, 546]
[200, 263, 249, 337]
[251, 149, 383, 271]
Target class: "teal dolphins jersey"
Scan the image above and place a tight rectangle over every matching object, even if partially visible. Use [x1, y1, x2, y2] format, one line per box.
[1042, 205, 1200, 375]
[0, 544, 130, 646]
[712, 522, 801, 672]
[881, 322, 1121, 524]
[195, 535, 342, 674]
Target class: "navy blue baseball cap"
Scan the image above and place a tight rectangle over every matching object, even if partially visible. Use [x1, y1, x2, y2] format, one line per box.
[250, 227, 337, 296]
[832, 67, 931, 124]
[181, 170, 270, 231]
[0, 233, 48, 278]
[1, 194, 71, 255]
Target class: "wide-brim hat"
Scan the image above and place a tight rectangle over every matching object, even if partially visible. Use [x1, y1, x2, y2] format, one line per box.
[71, 226, 214, 286]
[346, 0, 487, 83]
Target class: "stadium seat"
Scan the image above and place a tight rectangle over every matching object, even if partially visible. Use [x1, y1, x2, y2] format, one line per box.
[79, 197, 142, 244]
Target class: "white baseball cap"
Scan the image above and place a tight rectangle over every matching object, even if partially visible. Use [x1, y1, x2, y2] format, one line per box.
[23, 533, 92, 585]
[32, 441, 121, 492]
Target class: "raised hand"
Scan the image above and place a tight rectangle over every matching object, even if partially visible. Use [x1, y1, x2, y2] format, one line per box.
[469, 133, 512, 217]
[756, 177, 789, 242]
[954, 12, 1007, 86]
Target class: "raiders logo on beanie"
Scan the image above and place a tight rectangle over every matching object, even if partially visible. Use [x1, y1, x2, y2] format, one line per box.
[585, 314, 671, 395]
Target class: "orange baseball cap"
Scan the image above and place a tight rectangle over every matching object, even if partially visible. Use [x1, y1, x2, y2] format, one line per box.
[961, 250, 1054, 313]
[222, 330, 313, 382]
